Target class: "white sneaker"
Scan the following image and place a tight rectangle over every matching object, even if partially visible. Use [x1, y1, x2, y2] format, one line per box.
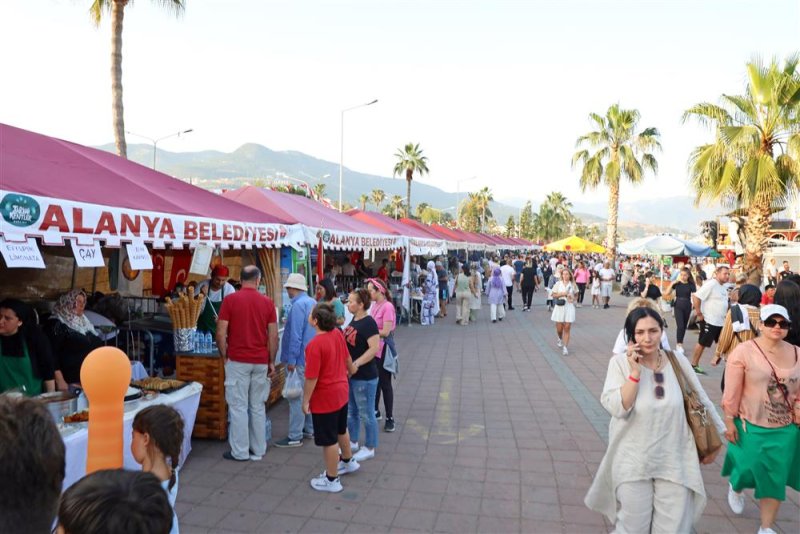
[562, 346, 569, 356]
[757, 528, 777, 534]
[249, 454, 263, 461]
[557, 338, 563, 347]
[353, 447, 375, 462]
[310, 474, 343, 493]
[728, 483, 745, 514]
[337, 458, 361, 475]
[350, 441, 360, 453]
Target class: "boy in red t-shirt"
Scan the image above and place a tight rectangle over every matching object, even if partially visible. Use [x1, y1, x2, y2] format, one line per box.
[303, 302, 359, 492]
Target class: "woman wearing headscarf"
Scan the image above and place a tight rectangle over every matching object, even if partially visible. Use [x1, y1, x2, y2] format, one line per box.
[713, 284, 762, 385]
[485, 268, 506, 323]
[0, 299, 55, 395]
[721, 304, 800, 532]
[421, 261, 439, 326]
[45, 290, 104, 391]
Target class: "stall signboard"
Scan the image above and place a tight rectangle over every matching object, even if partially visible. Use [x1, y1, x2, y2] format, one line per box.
[408, 238, 447, 256]
[70, 239, 105, 268]
[189, 244, 214, 275]
[0, 192, 307, 250]
[126, 241, 154, 270]
[308, 227, 404, 252]
[0, 237, 45, 268]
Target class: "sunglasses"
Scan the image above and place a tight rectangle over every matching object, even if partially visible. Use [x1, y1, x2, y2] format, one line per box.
[763, 318, 791, 330]
[654, 371, 665, 400]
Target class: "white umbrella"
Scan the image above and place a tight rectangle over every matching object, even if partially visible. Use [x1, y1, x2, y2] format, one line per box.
[618, 234, 712, 257]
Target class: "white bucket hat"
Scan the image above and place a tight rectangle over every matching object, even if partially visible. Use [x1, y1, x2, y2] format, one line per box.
[284, 273, 308, 292]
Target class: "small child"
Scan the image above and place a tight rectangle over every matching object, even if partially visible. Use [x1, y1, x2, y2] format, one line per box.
[591, 271, 602, 308]
[303, 302, 360, 493]
[56, 469, 172, 534]
[131, 405, 185, 534]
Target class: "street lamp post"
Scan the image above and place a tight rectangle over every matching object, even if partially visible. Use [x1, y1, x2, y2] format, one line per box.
[126, 128, 193, 171]
[339, 99, 378, 211]
[455, 176, 478, 228]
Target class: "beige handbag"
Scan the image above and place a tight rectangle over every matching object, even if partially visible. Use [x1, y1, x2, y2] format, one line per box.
[665, 351, 722, 461]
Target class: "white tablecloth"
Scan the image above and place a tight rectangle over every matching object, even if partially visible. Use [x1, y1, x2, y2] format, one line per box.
[61, 382, 203, 490]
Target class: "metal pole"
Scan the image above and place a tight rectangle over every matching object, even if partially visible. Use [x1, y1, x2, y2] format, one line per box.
[153, 141, 157, 170]
[339, 109, 344, 211]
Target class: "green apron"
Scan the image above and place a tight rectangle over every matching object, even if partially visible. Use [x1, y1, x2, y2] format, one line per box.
[0, 337, 42, 396]
[197, 298, 223, 335]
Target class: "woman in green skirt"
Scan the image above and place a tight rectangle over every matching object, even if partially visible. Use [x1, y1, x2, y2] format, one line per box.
[721, 304, 800, 534]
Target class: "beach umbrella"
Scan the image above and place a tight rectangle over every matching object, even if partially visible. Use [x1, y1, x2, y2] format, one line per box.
[542, 235, 606, 253]
[617, 234, 711, 257]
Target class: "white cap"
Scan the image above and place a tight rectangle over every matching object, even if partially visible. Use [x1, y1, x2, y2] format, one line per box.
[760, 304, 791, 322]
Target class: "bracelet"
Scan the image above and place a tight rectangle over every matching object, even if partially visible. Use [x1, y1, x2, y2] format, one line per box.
[725, 415, 736, 420]
[627, 375, 640, 383]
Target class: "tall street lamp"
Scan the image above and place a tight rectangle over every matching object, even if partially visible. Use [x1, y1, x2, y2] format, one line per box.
[126, 128, 193, 171]
[339, 99, 378, 211]
[455, 176, 478, 228]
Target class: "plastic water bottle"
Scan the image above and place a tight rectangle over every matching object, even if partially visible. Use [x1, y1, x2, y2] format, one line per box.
[204, 332, 213, 354]
[193, 331, 201, 353]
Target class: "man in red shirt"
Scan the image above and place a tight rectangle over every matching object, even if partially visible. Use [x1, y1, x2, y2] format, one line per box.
[216, 265, 278, 462]
[376, 259, 389, 284]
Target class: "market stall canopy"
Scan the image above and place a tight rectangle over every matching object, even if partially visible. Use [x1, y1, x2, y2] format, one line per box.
[428, 223, 488, 251]
[346, 209, 447, 256]
[0, 123, 304, 249]
[222, 187, 403, 251]
[543, 235, 606, 253]
[617, 234, 711, 257]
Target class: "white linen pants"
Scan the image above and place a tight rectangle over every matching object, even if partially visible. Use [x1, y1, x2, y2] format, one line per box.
[614, 478, 694, 534]
[490, 303, 506, 321]
[456, 291, 472, 323]
[224, 360, 270, 460]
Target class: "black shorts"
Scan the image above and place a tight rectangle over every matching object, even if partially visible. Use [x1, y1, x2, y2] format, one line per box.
[438, 284, 448, 300]
[697, 322, 723, 347]
[312, 403, 348, 447]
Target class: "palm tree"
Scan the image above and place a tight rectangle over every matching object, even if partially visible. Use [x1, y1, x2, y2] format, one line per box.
[474, 187, 494, 232]
[683, 55, 800, 281]
[89, 0, 185, 158]
[393, 143, 429, 218]
[312, 183, 327, 198]
[358, 194, 369, 211]
[415, 202, 430, 218]
[533, 193, 574, 242]
[505, 215, 516, 238]
[383, 195, 406, 219]
[572, 104, 661, 257]
[370, 189, 386, 211]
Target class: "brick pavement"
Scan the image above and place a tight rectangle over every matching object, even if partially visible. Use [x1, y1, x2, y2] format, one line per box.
[176, 290, 799, 533]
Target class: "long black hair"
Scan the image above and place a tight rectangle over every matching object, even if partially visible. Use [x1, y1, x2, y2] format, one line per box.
[774, 280, 800, 346]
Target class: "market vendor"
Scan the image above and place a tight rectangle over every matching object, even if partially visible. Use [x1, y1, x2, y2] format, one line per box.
[45, 290, 104, 391]
[0, 299, 55, 395]
[195, 265, 236, 335]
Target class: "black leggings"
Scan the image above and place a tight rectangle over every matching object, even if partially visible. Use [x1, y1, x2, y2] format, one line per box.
[506, 286, 514, 308]
[674, 298, 692, 344]
[576, 283, 587, 303]
[521, 286, 534, 308]
[375, 349, 394, 419]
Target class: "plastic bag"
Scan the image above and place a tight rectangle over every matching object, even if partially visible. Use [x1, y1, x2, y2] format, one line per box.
[383, 335, 398, 375]
[282, 369, 303, 400]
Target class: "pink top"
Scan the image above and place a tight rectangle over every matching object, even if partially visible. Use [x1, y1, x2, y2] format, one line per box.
[370, 300, 396, 358]
[574, 268, 590, 284]
[722, 340, 800, 428]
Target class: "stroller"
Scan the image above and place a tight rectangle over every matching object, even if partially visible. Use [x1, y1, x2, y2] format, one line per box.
[621, 278, 640, 297]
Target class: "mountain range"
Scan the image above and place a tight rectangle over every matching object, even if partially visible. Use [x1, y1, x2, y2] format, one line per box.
[99, 142, 723, 238]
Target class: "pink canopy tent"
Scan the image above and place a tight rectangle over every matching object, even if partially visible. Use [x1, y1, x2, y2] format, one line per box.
[222, 187, 403, 251]
[0, 123, 303, 249]
[346, 210, 447, 255]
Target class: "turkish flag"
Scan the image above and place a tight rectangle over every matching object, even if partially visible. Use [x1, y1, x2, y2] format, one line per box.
[167, 248, 192, 292]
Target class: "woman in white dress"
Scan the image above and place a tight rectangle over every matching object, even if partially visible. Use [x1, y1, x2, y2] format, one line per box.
[551, 268, 577, 355]
[585, 307, 724, 533]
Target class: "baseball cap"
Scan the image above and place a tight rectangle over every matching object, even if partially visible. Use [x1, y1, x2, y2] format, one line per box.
[760, 304, 791, 322]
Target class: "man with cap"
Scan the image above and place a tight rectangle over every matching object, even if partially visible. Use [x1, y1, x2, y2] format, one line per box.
[274, 272, 317, 447]
[195, 265, 236, 336]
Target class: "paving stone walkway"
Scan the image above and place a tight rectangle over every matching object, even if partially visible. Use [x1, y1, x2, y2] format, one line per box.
[176, 290, 800, 533]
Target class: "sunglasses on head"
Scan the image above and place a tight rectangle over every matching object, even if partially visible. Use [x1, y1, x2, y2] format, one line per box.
[764, 318, 791, 330]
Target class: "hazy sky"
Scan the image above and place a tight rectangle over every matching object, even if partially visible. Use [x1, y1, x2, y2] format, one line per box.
[1, 0, 798, 207]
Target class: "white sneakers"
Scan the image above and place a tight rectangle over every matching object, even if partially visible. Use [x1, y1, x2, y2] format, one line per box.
[353, 447, 375, 462]
[757, 528, 777, 534]
[337, 458, 361, 475]
[728, 483, 745, 514]
[556, 338, 563, 347]
[562, 346, 569, 356]
[310, 474, 343, 493]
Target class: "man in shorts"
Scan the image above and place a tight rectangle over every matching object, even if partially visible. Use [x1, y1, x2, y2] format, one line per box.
[599, 260, 616, 309]
[690, 265, 730, 374]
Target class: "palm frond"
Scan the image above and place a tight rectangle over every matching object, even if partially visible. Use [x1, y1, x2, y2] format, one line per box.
[571, 149, 589, 168]
[681, 103, 733, 128]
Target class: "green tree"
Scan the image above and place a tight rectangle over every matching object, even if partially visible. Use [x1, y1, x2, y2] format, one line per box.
[89, 0, 185, 158]
[519, 201, 534, 240]
[505, 215, 516, 238]
[415, 202, 430, 218]
[312, 183, 327, 198]
[370, 189, 386, 211]
[458, 193, 483, 232]
[393, 143, 429, 218]
[474, 187, 494, 232]
[533, 192, 574, 241]
[383, 195, 406, 219]
[683, 55, 800, 281]
[419, 206, 442, 224]
[358, 194, 369, 211]
[572, 104, 661, 257]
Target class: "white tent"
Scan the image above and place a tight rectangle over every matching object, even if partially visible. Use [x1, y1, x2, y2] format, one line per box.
[618, 234, 712, 257]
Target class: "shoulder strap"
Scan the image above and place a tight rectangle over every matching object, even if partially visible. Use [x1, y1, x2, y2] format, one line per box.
[665, 350, 691, 396]
[752, 340, 793, 411]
